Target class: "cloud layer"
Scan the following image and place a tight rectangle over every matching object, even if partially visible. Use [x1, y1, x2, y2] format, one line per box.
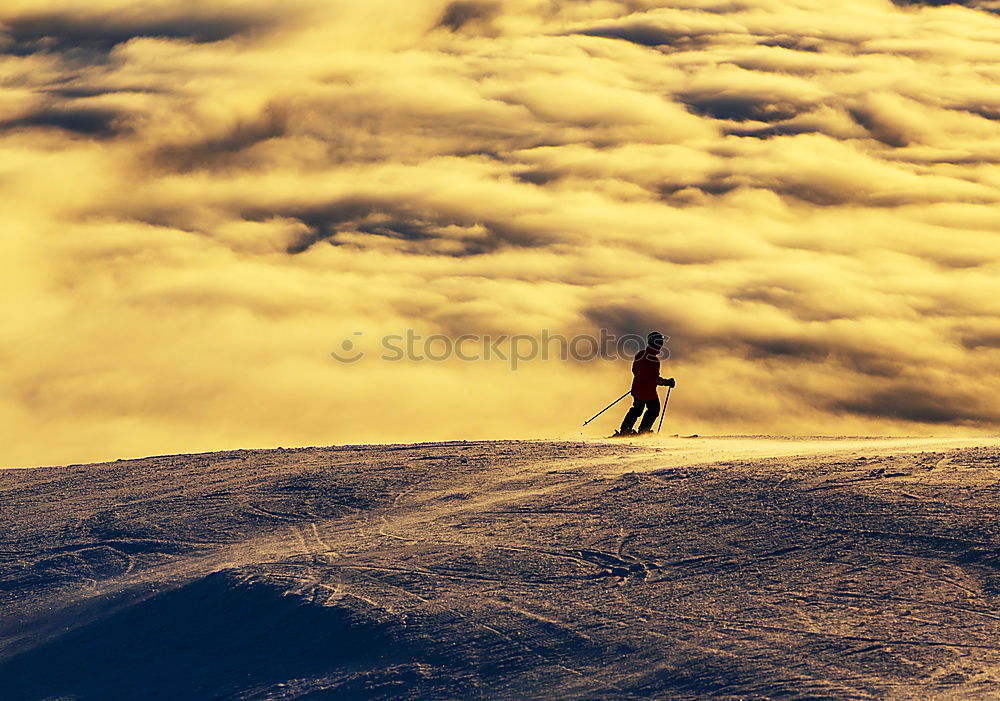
[4, 0, 1000, 465]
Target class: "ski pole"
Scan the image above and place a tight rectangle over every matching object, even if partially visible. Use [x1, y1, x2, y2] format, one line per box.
[657, 385, 672, 433]
[582, 390, 630, 427]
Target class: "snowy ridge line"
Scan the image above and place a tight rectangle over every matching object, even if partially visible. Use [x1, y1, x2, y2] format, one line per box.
[2, 438, 1000, 698]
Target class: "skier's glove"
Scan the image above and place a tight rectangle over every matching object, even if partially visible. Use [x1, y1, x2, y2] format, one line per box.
[663, 377, 676, 388]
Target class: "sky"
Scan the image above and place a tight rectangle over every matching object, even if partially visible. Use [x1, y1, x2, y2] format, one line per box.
[3, 0, 1000, 466]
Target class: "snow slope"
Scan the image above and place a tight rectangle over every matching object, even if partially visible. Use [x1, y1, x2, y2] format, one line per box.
[2, 437, 1000, 699]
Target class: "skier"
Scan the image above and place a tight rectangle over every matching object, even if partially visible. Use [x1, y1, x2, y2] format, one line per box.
[616, 331, 675, 436]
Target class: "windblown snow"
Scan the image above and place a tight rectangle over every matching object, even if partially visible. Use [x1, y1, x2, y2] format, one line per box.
[2, 436, 1000, 699]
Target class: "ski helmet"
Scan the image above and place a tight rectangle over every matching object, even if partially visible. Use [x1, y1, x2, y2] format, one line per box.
[647, 331, 664, 348]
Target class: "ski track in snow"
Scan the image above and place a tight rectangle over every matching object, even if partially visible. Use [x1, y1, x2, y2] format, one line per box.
[2, 436, 1000, 699]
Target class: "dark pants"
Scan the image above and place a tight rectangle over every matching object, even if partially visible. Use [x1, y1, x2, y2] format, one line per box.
[620, 397, 660, 433]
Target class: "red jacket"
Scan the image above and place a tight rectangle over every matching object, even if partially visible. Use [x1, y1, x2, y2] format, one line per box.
[630, 347, 669, 401]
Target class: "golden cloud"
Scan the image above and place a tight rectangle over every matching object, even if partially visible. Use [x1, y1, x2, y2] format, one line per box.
[3, 0, 1000, 465]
